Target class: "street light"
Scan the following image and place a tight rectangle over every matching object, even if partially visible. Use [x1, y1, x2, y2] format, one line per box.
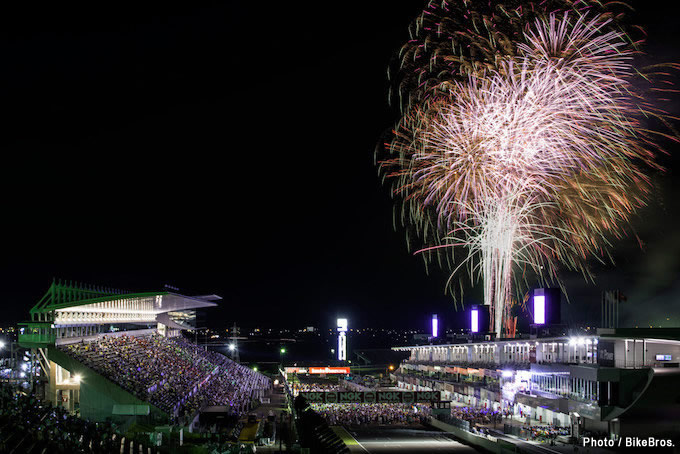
[228, 344, 236, 351]
[279, 347, 286, 368]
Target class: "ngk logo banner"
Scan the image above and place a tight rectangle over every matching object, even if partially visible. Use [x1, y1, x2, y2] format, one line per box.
[299, 391, 441, 403]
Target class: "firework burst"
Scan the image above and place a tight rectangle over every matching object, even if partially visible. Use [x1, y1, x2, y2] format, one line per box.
[381, 4, 675, 336]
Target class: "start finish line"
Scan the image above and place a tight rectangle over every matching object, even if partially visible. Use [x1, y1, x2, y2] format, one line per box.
[300, 391, 441, 404]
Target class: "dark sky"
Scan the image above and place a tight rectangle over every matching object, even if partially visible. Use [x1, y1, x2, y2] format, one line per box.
[1, 1, 679, 331]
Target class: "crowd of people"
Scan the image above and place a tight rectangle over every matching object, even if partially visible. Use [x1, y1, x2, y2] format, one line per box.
[293, 382, 344, 394]
[310, 403, 431, 426]
[177, 344, 271, 420]
[61, 333, 270, 420]
[526, 424, 570, 443]
[0, 383, 152, 453]
[451, 406, 504, 426]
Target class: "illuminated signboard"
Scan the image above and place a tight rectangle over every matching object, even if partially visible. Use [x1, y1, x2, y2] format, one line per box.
[300, 391, 441, 403]
[532, 288, 561, 325]
[432, 314, 438, 338]
[337, 318, 348, 361]
[656, 354, 672, 361]
[534, 290, 546, 325]
[471, 307, 479, 333]
[308, 367, 350, 374]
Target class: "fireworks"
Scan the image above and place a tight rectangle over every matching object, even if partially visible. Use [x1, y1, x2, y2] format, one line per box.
[381, 2, 675, 336]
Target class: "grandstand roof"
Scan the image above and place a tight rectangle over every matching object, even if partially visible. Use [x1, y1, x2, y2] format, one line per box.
[30, 280, 218, 316]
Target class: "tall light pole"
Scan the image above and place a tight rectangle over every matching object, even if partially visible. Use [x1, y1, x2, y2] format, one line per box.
[279, 347, 286, 369]
[337, 318, 348, 362]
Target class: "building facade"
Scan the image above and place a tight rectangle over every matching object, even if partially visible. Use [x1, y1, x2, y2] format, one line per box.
[392, 329, 680, 439]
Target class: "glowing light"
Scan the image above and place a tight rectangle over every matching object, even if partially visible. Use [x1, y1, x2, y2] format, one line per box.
[517, 371, 532, 381]
[228, 344, 236, 351]
[73, 374, 81, 383]
[569, 337, 587, 346]
[471, 307, 479, 333]
[337, 318, 348, 361]
[432, 314, 439, 338]
[534, 295, 546, 325]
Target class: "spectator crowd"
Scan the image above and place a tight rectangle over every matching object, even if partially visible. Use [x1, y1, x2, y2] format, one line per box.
[61, 333, 270, 421]
[451, 406, 503, 426]
[527, 424, 570, 442]
[293, 382, 344, 394]
[310, 403, 431, 426]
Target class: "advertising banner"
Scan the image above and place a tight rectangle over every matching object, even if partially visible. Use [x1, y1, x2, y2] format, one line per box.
[300, 391, 441, 403]
[308, 367, 350, 374]
[597, 340, 616, 367]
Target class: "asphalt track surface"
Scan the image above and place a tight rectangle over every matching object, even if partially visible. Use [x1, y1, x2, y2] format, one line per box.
[345, 425, 482, 453]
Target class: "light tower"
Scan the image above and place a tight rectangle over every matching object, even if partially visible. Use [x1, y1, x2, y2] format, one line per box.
[229, 322, 240, 363]
[337, 318, 348, 361]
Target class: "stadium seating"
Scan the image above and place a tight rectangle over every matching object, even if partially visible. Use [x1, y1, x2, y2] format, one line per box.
[60, 333, 271, 420]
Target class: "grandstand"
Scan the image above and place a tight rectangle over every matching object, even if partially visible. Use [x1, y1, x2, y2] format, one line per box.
[17, 280, 271, 426]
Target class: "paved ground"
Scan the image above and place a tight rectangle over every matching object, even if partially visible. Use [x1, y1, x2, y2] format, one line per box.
[249, 385, 291, 453]
[340, 425, 482, 453]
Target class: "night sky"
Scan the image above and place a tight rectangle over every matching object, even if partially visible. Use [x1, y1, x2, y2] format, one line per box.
[2, 1, 679, 331]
